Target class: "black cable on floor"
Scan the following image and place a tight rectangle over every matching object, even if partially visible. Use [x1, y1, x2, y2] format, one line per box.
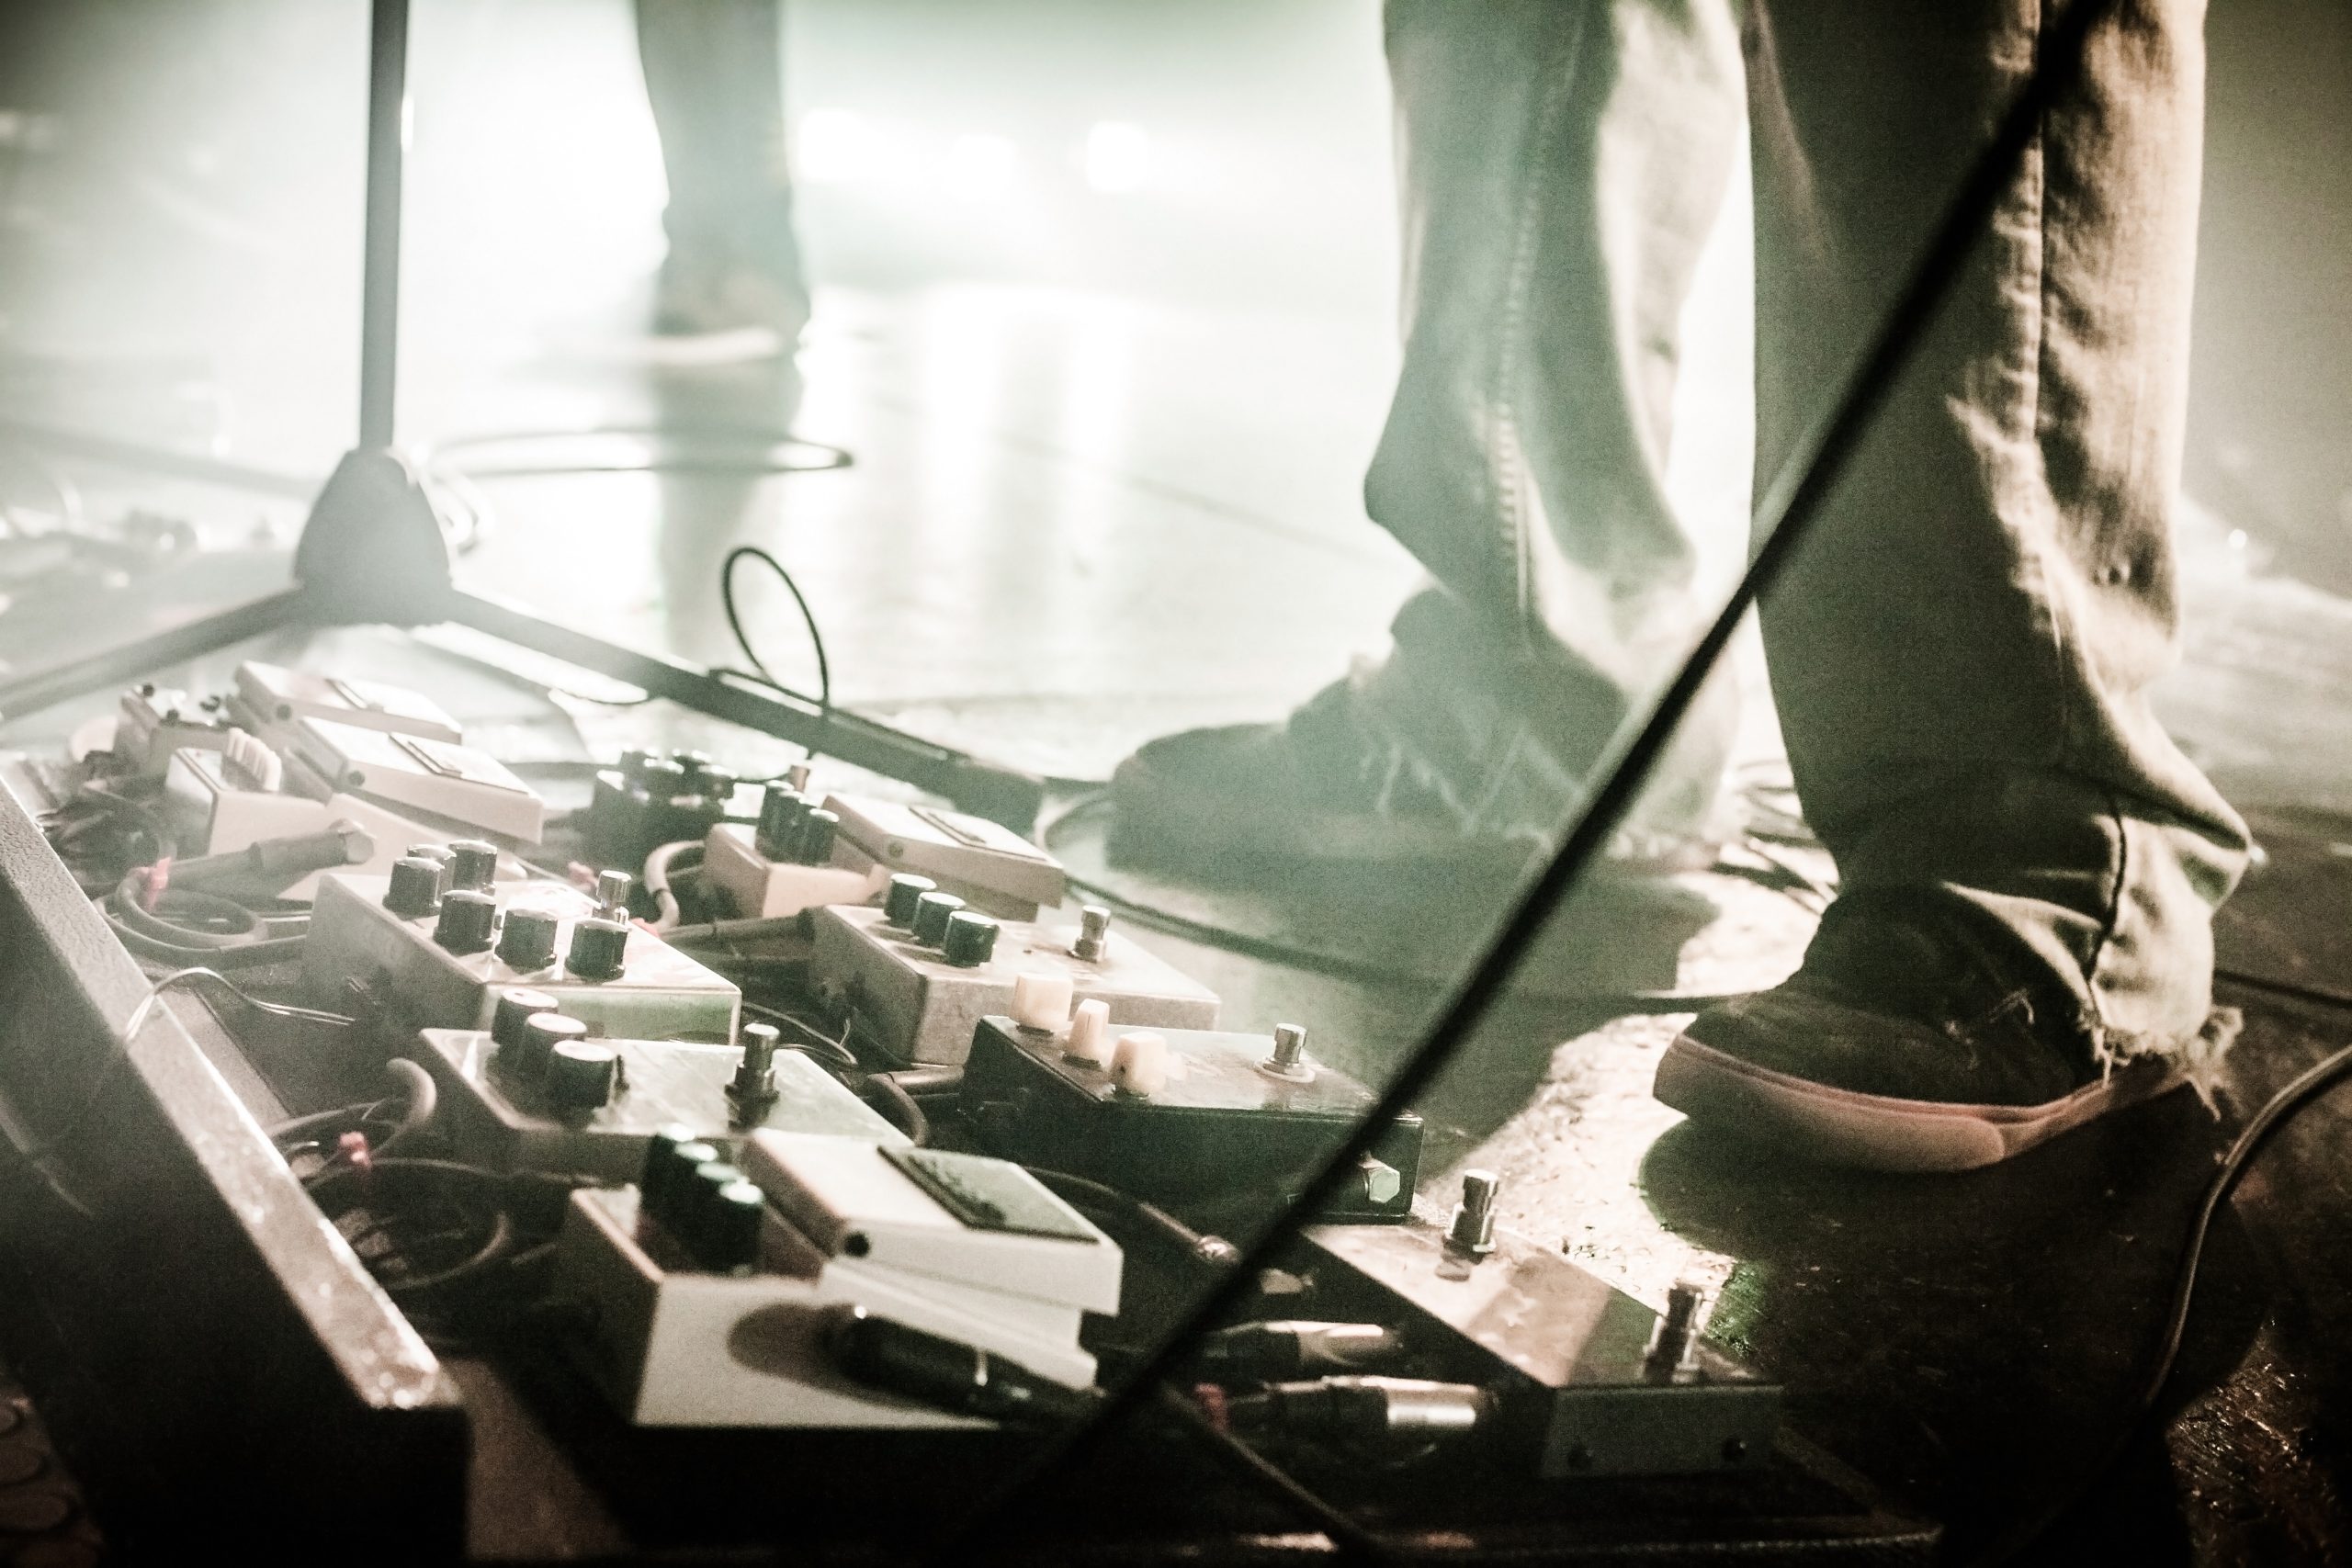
[720, 543, 831, 716]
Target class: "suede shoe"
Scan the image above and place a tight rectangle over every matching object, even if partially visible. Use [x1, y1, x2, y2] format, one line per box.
[1109, 670, 1723, 885]
[1652, 887, 2234, 1172]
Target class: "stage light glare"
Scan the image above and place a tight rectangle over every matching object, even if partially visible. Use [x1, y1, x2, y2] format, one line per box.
[796, 107, 879, 185]
[944, 133, 1020, 201]
[1082, 121, 1151, 194]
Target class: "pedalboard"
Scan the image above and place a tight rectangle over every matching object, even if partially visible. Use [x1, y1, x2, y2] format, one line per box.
[411, 1009, 904, 1181]
[961, 1016, 1421, 1223]
[808, 897, 1218, 1066]
[553, 1131, 1117, 1427]
[1305, 1201, 1780, 1479]
[304, 868, 740, 1041]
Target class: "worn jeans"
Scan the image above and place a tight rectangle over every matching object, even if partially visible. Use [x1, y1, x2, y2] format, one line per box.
[1365, 0, 2247, 1055]
[634, 0, 805, 296]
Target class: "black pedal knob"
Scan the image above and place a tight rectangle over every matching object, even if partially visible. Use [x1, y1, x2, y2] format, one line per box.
[756, 784, 808, 859]
[884, 874, 938, 928]
[673, 750, 715, 787]
[910, 890, 966, 947]
[404, 842, 455, 883]
[683, 1159, 748, 1260]
[641, 1124, 698, 1200]
[383, 856, 444, 919]
[942, 909, 1000, 967]
[497, 908, 560, 970]
[547, 1040, 621, 1111]
[701, 1180, 766, 1273]
[491, 987, 559, 1055]
[515, 1011, 590, 1082]
[616, 747, 653, 782]
[638, 757, 688, 802]
[794, 808, 840, 866]
[699, 768, 741, 807]
[434, 889, 498, 954]
[648, 1137, 720, 1221]
[566, 917, 630, 981]
[447, 840, 499, 893]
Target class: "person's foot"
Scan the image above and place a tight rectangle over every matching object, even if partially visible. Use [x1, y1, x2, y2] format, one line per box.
[1107, 666, 1722, 885]
[1653, 887, 2236, 1172]
[652, 247, 811, 345]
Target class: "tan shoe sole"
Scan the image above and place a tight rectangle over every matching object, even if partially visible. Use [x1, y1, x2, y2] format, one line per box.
[1651, 1034, 2188, 1173]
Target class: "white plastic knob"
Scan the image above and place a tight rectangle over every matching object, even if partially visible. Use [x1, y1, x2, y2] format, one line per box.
[1011, 972, 1076, 1032]
[1109, 1032, 1168, 1098]
[1066, 999, 1113, 1066]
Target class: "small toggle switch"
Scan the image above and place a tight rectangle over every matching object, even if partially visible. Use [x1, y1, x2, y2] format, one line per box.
[1261, 1022, 1314, 1083]
[434, 889, 498, 954]
[910, 891, 966, 948]
[1110, 1031, 1169, 1098]
[1445, 1169, 1500, 1259]
[1011, 972, 1075, 1032]
[496, 908, 560, 971]
[1072, 905, 1112, 962]
[383, 856, 444, 919]
[883, 874, 937, 928]
[941, 909, 1000, 967]
[490, 987, 559, 1056]
[594, 868, 635, 920]
[447, 839, 500, 893]
[566, 917, 630, 981]
[1065, 998, 1113, 1066]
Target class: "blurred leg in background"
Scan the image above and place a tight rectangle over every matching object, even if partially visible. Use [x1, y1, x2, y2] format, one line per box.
[1112, 0, 1746, 882]
[635, 0, 809, 345]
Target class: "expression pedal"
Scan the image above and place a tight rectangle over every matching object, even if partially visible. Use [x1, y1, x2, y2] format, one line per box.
[553, 1132, 1120, 1427]
[412, 998, 904, 1180]
[305, 861, 740, 1041]
[1305, 1181, 1781, 1479]
[808, 880, 1218, 1066]
[961, 1013, 1423, 1224]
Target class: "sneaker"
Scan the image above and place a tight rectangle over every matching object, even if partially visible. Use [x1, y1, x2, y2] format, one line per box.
[653, 250, 811, 345]
[1107, 667, 1719, 886]
[1652, 888, 2234, 1172]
